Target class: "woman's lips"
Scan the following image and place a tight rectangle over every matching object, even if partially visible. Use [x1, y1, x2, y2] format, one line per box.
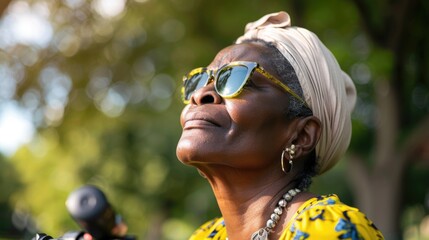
[183, 110, 223, 130]
[183, 118, 220, 129]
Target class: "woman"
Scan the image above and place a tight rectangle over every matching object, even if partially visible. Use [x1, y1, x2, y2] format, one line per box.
[176, 11, 384, 240]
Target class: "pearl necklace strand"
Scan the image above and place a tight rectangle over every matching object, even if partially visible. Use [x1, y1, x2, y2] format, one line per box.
[226, 188, 301, 240]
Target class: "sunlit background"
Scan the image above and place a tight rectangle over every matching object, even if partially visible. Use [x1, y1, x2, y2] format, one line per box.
[0, 0, 126, 156]
[0, 0, 428, 239]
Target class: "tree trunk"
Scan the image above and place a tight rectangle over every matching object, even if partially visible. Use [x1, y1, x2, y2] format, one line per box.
[348, 79, 404, 239]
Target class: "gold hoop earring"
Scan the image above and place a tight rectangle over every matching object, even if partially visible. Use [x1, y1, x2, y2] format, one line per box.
[281, 144, 295, 173]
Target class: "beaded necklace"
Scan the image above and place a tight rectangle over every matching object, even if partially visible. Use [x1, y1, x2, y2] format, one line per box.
[226, 188, 301, 240]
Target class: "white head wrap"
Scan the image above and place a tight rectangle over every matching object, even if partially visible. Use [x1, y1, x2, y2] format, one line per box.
[236, 11, 356, 174]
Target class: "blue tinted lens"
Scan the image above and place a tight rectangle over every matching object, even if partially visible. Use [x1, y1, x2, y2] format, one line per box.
[216, 65, 248, 97]
[184, 71, 209, 101]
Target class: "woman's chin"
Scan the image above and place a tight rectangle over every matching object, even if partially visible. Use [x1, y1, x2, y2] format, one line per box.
[176, 138, 202, 165]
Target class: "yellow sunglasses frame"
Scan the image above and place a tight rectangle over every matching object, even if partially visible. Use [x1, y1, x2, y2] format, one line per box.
[181, 61, 309, 108]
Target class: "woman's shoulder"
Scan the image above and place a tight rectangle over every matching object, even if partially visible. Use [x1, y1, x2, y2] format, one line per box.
[188, 217, 227, 240]
[188, 195, 384, 240]
[281, 194, 384, 240]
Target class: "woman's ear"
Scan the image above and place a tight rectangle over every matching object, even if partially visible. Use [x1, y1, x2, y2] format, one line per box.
[292, 116, 321, 157]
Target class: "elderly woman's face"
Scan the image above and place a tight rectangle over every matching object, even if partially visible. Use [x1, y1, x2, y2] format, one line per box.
[176, 43, 293, 170]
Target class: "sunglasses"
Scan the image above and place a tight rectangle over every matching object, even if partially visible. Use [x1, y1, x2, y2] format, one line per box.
[181, 61, 308, 107]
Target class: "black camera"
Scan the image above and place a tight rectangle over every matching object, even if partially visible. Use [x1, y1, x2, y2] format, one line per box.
[33, 185, 134, 240]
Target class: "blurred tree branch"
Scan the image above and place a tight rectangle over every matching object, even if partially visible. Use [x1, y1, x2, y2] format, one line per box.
[352, 0, 419, 123]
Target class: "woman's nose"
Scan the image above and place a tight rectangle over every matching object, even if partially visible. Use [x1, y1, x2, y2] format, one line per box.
[189, 83, 223, 105]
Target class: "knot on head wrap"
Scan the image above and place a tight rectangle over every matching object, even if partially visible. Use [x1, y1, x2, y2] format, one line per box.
[236, 11, 357, 175]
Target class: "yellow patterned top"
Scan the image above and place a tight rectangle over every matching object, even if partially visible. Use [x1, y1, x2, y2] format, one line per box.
[189, 194, 384, 240]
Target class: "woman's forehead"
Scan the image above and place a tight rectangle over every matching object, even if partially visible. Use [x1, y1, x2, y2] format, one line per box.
[209, 43, 270, 68]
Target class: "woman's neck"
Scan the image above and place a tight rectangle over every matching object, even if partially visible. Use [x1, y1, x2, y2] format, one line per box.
[201, 165, 314, 240]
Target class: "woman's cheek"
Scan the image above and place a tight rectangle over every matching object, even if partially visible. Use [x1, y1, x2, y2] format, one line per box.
[179, 105, 191, 128]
